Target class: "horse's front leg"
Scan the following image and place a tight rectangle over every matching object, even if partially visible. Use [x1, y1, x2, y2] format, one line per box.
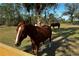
[31, 40, 36, 54]
[58, 24, 60, 29]
[31, 43, 35, 54]
[35, 44, 40, 56]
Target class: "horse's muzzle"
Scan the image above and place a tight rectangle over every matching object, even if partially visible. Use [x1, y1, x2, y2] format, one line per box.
[15, 43, 21, 47]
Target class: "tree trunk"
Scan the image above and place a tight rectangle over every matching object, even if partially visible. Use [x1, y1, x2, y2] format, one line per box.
[29, 10, 31, 24]
[70, 14, 74, 24]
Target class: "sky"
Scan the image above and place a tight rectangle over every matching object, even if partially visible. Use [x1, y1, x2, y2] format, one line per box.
[56, 4, 69, 20]
[48, 3, 69, 20]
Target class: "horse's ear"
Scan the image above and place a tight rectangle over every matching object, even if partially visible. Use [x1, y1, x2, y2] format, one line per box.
[19, 20, 26, 25]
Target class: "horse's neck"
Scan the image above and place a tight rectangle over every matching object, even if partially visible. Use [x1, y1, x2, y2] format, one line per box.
[26, 25, 37, 38]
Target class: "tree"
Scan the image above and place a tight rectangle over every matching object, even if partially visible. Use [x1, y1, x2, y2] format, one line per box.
[23, 3, 57, 24]
[48, 13, 56, 24]
[74, 11, 79, 19]
[0, 3, 23, 26]
[63, 3, 79, 23]
[0, 3, 58, 26]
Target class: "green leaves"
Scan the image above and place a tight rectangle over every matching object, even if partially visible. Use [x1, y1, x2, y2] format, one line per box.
[63, 4, 79, 23]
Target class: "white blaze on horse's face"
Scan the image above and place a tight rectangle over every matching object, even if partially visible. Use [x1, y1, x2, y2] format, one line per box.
[15, 26, 21, 44]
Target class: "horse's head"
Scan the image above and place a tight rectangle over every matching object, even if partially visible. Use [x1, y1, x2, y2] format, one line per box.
[15, 21, 28, 47]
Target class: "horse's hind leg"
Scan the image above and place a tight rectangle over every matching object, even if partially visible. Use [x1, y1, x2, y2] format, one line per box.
[53, 26, 54, 29]
[49, 29, 52, 48]
[49, 37, 51, 48]
[58, 24, 60, 29]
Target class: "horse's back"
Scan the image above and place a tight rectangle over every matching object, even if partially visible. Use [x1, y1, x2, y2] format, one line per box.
[36, 25, 51, 38]
[51, 22, 60, 26]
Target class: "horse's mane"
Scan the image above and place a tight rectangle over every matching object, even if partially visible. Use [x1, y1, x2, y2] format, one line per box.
[18, 20, 26, 26]
[16, 20, 27, 31]
[17, 20, 50, 33]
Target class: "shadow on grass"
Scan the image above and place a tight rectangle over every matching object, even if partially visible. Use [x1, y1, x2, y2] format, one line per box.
[38, 38, 63, 56]
[52, 27, 79, 39]
[22, 27, 79, 56]
[22, 39, 63, 56]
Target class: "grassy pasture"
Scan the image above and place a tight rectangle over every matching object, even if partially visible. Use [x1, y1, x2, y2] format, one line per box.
[0, 24, 79, 56]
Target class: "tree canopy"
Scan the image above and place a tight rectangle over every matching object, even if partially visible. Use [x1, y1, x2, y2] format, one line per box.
[0, 3, 79, 26]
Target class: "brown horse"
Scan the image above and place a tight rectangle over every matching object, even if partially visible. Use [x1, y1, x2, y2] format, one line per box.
[51, 22, 60, 29]
[15, 20, 52, 55]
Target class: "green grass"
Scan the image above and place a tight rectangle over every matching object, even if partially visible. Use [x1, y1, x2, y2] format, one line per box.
[0, 26, 31, 50]
[52, 23, 79, 39]
[0, 26, 16, 46]
[0, 24, 79, 56]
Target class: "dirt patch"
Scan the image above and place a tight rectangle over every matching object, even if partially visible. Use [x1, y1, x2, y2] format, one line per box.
[0, 43, 33, 56]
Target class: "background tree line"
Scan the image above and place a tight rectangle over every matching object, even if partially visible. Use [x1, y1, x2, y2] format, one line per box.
[0, 3, 79, 26]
